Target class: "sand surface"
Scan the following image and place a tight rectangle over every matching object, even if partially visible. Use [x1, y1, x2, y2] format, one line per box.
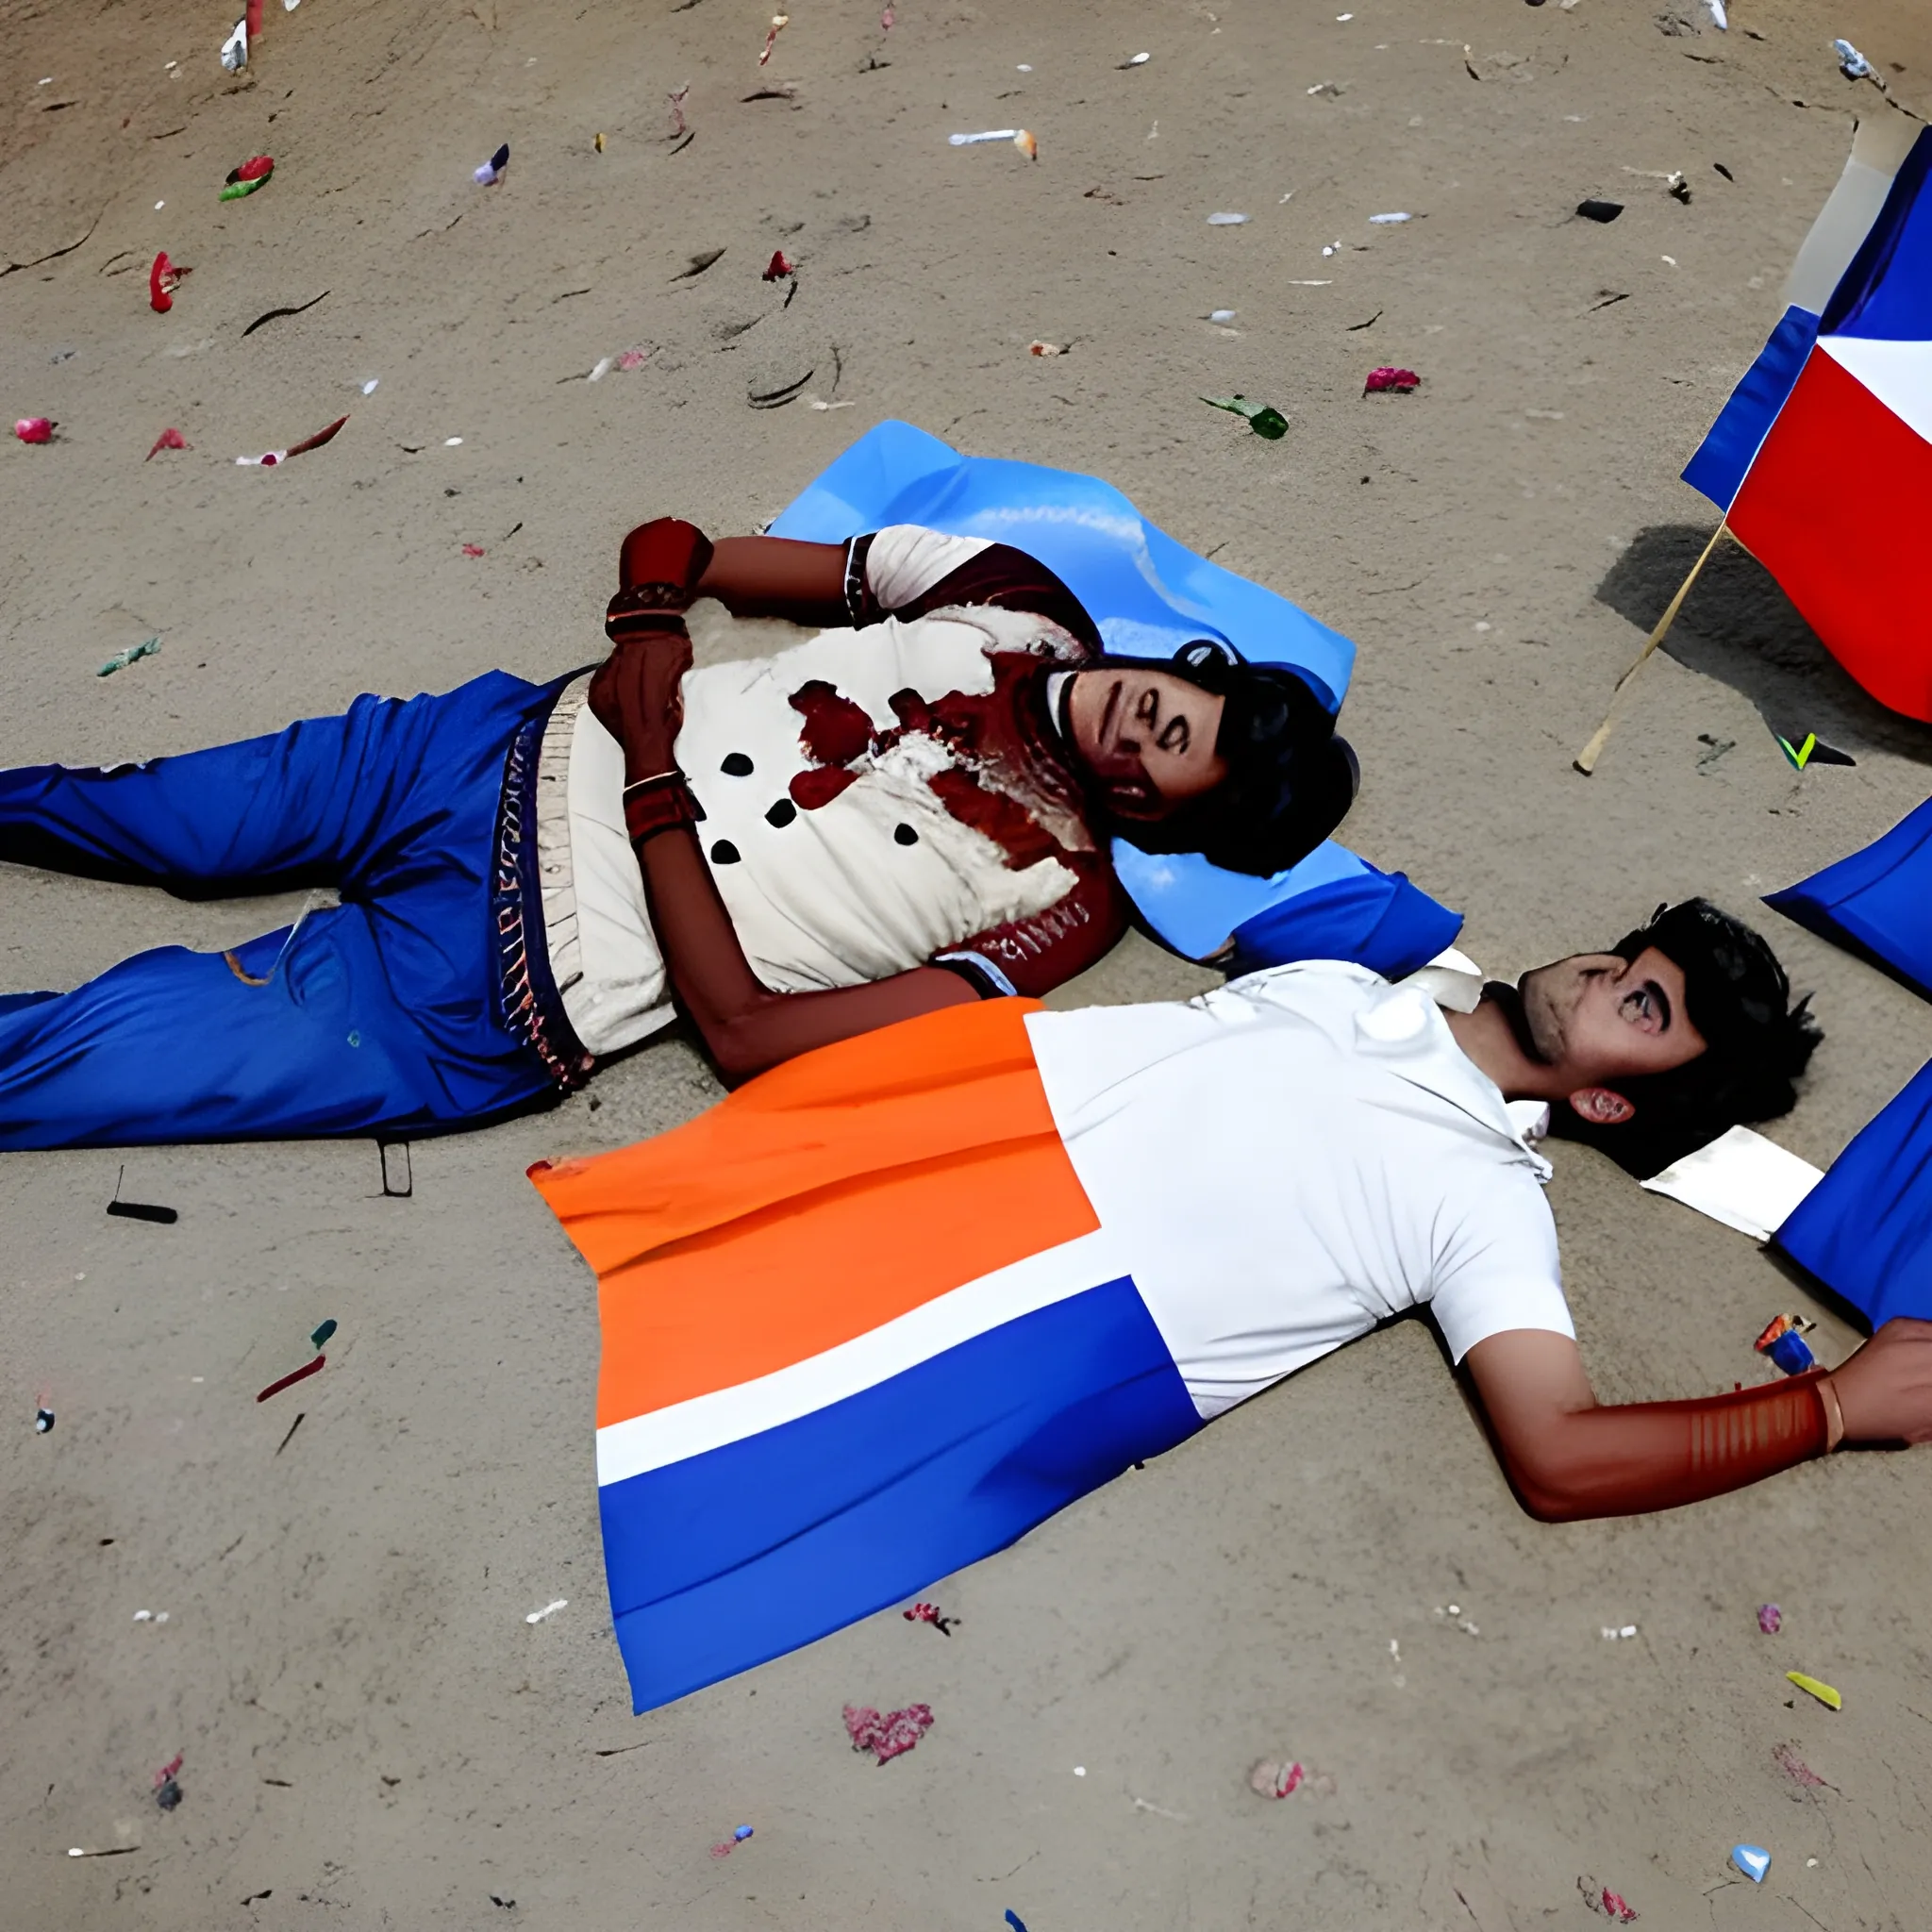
[4, 0, 1932, 1925]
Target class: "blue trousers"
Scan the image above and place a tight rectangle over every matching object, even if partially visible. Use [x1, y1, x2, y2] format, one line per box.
[0, 672, 565, 1149]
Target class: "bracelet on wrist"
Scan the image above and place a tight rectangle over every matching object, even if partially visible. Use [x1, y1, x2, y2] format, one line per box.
[624, 773, 703, 844]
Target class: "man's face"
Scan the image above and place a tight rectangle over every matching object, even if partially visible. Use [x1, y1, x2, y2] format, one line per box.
[1515, 946, 1708, 1105]
[1065, 667, 1228, 821]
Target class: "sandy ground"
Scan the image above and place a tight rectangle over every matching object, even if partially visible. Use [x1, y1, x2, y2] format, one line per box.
[5, 0, 1932, 1925]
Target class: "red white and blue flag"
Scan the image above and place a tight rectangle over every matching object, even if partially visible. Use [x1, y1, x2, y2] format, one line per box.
[1686, 118, 1932, 720]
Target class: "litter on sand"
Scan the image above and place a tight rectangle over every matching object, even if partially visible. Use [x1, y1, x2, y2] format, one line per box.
[1250, 1759, 1305, 1797]
[97, 638, 160, 678]
[1028, 340, 1068, 356]
[1202, 393, 1289, 438]
[1755, 1312, 1818, 1374]
[1833, 38, 1873, 80]
[763, 250, 795, 280]
[14, 417, 56, 444]
[256, 1354, 325, 1403]
[708, 1824, 755, 1857]
[235, 414, 348, 467]
[35, 1407, 54, 1433]
[1601, 1623, 1640, 1640]
[525, 1599, 568, 1624]
[902, 1600, 955, 1633]
[153, 1752, 183, 1812]
[1121, 51, 1151, 67]
[1787, 1671, 1842, 1710]
[310, 1319, 337, 1349]
[1758, 1604, 1783, 1634]
[759, 13, 790, 65]
[1578, 1875, 1640, 1922]
[844, 1702, 934, 1763]
[1731, 1844, 1771, 1884]
[145, 427, 190, 459]
[1208, 308, 1237, 322]
[150, 252, 190, 313]
[221, 155, 274, 200]
[475, 142, 510, 186]
[1364, 366, 1420, 393]
[1774, 729, 1856, 769]
[1207, 211, 1251, 225]
[1369, 211, 1413, 224]
[220, 18, 248, 71]
[1577, 199, 1625, 223]
[1006, 1914, 1029, 1932]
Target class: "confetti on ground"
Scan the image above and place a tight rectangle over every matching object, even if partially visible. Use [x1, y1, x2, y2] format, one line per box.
[1758, 1604, 1782, 1635]
[844, 1702, 934, 1763]
[14, 416, 56, 443]
[525, 1599, 568, 1624]
[145, 427, 190, 459]
[1364, 366, 1420, 393]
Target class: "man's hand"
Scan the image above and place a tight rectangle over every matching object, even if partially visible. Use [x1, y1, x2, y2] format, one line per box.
[618, 517, 714, 597]
[1827, 1318, 1932, 1444]
[589, 629, 694, 780]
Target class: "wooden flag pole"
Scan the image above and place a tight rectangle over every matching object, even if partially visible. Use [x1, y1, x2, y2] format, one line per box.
[1573, 520, 1730, 775]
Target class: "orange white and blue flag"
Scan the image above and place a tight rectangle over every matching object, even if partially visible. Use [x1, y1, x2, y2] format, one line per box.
[528, 1001, 1202, 1713]
[1686, 118, 1932, 719]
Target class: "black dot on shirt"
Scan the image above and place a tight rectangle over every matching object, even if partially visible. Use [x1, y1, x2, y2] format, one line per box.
[709, 839, 741, 865]
[894, 824, 919, 846]
[721, 752, 754, 776]
[765, 797, 797, 828]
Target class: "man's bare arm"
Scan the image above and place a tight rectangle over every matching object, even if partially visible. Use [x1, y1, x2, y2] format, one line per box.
[1464, 1320, 1932, 1522]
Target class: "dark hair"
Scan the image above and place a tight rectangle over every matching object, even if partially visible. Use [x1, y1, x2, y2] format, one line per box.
[1109, 642, 1358, 877]
[1545, 898, 1824, 1179]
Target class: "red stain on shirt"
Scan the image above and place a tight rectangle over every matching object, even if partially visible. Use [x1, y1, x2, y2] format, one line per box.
[789, 680, 874, 766]
[789, 765, 859, 811]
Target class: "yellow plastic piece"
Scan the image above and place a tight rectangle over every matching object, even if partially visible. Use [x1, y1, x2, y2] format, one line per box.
[1787, 1671, 1842, 1711]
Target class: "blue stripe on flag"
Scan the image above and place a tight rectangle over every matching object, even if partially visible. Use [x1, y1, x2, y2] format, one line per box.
[1820, 126, 1932, 341]
[597, 1274, 1201, 1712]
[1682, 305, 1820, 511]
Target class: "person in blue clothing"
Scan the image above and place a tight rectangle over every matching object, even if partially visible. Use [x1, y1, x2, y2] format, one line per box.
[0, 518, 1357, 1147]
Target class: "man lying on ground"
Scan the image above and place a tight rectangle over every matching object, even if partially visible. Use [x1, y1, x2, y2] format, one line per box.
[0, 516, 1355, 1146]
[538, 895, 1932, 1706]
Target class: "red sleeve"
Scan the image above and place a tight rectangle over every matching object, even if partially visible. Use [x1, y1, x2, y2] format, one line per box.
[931, 854, 1128, 999]
[846, 534, 1104, 656]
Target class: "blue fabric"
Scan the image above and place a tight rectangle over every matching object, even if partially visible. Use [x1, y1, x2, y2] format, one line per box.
[1227, 865, 1466, 983]
[0, 671, 559, 1147]
[1776, 1058, 1932, 1327]
[1819, 126, 1932, 340]
[1682, 305, 1821, 512]
[598, 1275, 1202, 1712]
[770, 420, 1462, 965]
[1764, 796, 1932, 999]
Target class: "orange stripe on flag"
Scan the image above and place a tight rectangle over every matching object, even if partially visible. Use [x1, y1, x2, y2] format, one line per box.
[529, 1000, 1101, 1427]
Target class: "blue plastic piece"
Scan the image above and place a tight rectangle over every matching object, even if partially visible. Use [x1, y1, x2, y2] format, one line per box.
[1775, 1058, 1932, 1328]
[1730, 1844, 1771, 1885]
[1765, 795, 1932, 1000]
[770, 422, 1461, 966]
[1766, 1329, 1816, 1376]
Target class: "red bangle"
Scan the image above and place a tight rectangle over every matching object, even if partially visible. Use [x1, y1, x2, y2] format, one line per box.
[625, 774, 703, 843]
[606, 586, 691, 641]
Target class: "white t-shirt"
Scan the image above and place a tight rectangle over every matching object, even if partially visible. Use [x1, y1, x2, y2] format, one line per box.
[535, 527, 1099, 1056]
[1024, 960, 1574, 1420]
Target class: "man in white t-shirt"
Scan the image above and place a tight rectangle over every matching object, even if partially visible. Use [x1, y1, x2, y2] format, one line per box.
[1022, 895, 1932, 1517]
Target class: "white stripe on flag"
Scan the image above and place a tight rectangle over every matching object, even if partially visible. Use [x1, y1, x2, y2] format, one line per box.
[593, 1226, 1132, 1488]
[1820, 335, 1932, 448]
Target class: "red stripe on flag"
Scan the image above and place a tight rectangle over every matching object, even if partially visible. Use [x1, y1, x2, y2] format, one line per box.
[1730, 345, 1932, 722]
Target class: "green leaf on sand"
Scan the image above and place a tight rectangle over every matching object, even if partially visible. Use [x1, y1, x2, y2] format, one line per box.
[1201, 394, 1289, 440]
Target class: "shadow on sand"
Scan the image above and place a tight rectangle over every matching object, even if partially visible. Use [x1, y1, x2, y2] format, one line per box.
[1596, 525, 1932, 770]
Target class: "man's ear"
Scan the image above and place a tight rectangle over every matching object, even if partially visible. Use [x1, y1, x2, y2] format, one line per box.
[1567, 1086, 1635, 1125]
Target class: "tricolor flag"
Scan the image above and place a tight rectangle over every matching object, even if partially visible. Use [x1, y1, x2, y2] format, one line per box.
[529, 1002, 1202, 1713]
[1685, 116, 1932, 719]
